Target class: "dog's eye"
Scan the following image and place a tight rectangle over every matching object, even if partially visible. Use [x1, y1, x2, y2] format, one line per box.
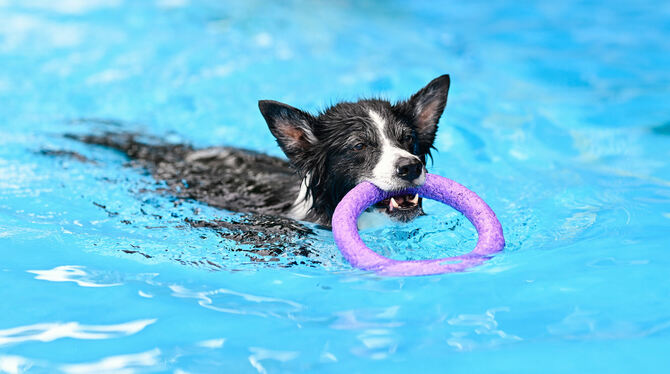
[352, 142, 366, 151]
[402, 134, 413, 143]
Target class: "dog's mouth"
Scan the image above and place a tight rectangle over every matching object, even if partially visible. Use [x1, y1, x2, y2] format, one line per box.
[373, 193, 423, 222]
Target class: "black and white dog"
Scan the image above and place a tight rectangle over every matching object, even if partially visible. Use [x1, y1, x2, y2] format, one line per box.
[261, 74, 450, 226]
[72, 74, 450, 231]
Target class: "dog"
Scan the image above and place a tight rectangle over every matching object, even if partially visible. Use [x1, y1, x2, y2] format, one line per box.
[60, 74, 450, 263]
[70, 74, 450, 231]
[259, 74, 450, 226]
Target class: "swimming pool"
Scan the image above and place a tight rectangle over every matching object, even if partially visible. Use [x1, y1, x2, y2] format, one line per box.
[1, 0, 669, 372]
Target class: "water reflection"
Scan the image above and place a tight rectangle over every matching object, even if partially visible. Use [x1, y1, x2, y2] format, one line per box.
[27, 265, 122, 288]
[0, 319, 156, 346]
[446, 307, 522, 351]
[169, 284, 303, 318]
[248, 347, 299, 374]
[60, 348, 161, 374]
[0, 355, 32, 374]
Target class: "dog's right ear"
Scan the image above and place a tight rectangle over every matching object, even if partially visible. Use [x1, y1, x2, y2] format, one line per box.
[258, 100, 317, 162]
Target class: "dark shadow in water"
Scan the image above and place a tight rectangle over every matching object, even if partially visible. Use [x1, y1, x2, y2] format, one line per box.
[651, 121, 670, 136]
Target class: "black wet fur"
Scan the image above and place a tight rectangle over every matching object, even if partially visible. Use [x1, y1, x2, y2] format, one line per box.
[66, 132, 301, 216]
[184, 214, 317, 258]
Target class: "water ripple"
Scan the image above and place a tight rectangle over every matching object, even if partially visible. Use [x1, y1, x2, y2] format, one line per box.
[0, 355, 32, 374]
[0, 319, 156, 346]
[446, 307, 522, 351]
[547, 308, 670, 340]
[352, 329, 398, 360]
[197, 338, 225, 349]
[330, 306, 403, 330]
[169, 284, 303, 317]
[248, 347, 299, 374]
[60, 348, 161, 374]
[27, 265, 122, 288]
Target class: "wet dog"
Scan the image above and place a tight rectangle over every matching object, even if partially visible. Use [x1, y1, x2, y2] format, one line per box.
[260, 74, 450, 226]
[62, 75, 450, 263]
[72, 74, 450, 229]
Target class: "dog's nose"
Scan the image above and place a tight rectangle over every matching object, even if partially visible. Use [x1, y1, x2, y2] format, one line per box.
[395, 158, 423, 181]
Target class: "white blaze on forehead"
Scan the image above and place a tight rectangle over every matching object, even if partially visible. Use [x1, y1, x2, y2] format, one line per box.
[368, 109, 386, 135]
[367, 109, 421, 190]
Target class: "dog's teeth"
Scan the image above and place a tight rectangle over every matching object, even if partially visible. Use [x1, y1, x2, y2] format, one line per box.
[410, 193, 419, 204]
[390, 197, 400, 209]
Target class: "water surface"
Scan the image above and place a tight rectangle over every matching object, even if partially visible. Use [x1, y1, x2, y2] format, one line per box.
[1, 0, 669, 372]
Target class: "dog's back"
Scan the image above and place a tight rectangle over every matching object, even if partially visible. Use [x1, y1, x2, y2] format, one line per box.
[68, 132, 301, 216]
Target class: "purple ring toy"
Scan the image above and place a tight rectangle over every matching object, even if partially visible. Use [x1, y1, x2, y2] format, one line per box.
[332, 173, 505, 276]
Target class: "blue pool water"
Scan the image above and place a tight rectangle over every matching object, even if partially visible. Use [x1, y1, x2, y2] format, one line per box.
[1, 0, 670, 372]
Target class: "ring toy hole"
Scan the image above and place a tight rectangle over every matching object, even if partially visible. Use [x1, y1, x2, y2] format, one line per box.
[332, 173, 505, 276]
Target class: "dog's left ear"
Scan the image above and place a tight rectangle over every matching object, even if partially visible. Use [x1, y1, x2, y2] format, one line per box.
[398, 74, 450, 153]
[258, 100, 316, 167]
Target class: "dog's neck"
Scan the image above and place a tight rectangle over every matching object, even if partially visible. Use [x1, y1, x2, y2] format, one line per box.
[289, 172, 351, 227]
[288, 173, 313, 222]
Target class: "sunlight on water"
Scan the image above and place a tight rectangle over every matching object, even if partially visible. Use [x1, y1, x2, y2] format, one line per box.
[60, 348, 161, 374]
[0, 319, 155, 346]
[27, 265, 123, 287]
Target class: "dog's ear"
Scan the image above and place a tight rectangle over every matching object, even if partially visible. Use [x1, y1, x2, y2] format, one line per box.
[259, 100, 317, 162]
[399, 74, 450, 153]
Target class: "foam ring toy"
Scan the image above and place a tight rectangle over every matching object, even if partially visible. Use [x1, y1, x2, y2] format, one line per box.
[332, 173, 505, 276]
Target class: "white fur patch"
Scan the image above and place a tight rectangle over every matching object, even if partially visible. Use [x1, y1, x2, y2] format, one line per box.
[301, 125, 317, 145]
[288, 174, 313, 220]
[367, 109, 423, 190]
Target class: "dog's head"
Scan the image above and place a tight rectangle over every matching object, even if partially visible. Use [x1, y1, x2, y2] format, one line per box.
[259, 75, 450, 225]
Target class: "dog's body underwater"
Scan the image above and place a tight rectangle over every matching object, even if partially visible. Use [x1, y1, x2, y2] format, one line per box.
[72, 74, 451, 229]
